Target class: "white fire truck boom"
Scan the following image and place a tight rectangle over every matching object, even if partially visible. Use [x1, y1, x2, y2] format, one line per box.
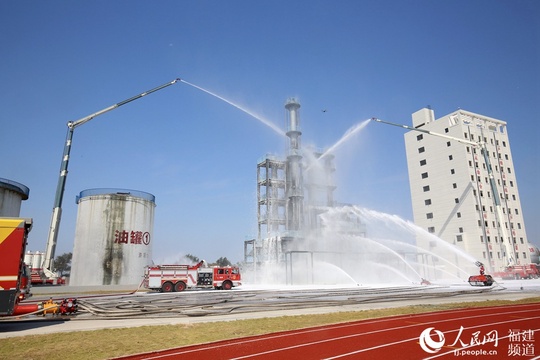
[43, 78, 181, 279]
[372, 117, 515, 267]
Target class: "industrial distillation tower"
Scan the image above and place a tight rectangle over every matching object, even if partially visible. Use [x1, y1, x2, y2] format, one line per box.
[245, 98, 344, 269]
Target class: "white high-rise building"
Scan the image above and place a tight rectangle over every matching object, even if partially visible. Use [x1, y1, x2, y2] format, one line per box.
[404, 108, 531, 274]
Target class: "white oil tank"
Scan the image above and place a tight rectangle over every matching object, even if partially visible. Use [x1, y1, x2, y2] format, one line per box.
[31, 251, 43, 272]
[24, 251, 33, 268]
[70, 188, 155, 286]
[0, 178, 29, 216]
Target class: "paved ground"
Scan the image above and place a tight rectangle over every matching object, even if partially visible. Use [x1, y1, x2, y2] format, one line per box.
[1, 280, 539, 339]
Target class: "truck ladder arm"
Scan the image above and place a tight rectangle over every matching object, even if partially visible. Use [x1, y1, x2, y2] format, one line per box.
[42, 78, 181, 277]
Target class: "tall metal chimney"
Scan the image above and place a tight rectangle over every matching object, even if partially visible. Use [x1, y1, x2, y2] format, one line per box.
[284, 98, 304, 231]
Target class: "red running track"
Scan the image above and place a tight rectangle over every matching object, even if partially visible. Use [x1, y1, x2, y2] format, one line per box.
[116, 303, 540, 359]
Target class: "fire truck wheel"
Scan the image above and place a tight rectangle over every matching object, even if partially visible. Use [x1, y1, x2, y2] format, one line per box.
[174, 281, 186, 292]
[222, 281, 232, 290]
[161, 281, 174, 292]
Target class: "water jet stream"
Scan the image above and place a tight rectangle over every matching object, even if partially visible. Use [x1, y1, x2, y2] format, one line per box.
[359, 237, 424, 281]
[181, 79, 286, 137]
[411, 261, 466, 282]
[367, 262, 416, 284]
[306, 119, 370, 173]
[318, 119, 371, 160]
[319, 262, 358, 285]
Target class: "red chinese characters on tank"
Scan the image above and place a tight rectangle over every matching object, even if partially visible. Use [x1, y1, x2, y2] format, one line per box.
[114, 230, 151, 245]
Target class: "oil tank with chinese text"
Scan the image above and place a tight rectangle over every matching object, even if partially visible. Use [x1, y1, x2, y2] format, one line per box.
[0, 178, 29, 216]
[70, 189, 155, 286]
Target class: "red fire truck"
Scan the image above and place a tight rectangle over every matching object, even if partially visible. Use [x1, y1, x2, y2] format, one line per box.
[0, 218, 38, 316]
[144, 261, 242, 292]
[492, 264, 540, 280]
[0, 218, 78, 317]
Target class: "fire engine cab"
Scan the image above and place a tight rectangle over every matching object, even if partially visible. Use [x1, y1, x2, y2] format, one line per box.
[144, 261, 241, 292]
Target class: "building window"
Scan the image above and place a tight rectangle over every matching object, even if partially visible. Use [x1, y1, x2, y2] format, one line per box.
[457, 212, 461, 218]
[464, 132, 468, 139]
[450, 169, 455, 174]
[425, 199, 432, 205]
[449, 155, 453, 160]
[421, 172, 428, 179]
[456, 235, 463, 242]
[452, 183, 457, 189]
[455, 198, 459, 203]
[447, 141, 451, 147]
[458, 227, 463, 233]
[428, 227, 435, 233]
[418, 147, 425, 153]
[423, 185, 430, 192]
[420, 159, 427, 166]
[417, 134, 423, 141]
[426, 213, 433, 219]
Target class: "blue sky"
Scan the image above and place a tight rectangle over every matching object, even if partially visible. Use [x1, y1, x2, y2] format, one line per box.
[1, 1, 538, 264]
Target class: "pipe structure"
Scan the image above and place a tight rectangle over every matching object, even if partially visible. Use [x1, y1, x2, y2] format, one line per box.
[285, 98, 304, 232]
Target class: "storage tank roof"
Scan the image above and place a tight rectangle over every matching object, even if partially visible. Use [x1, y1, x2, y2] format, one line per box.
[0, 178, 29, 200]
[76, 188, 155, 204]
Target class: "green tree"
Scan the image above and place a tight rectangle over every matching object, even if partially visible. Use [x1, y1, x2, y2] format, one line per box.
[54, 252, 72, 276]
[215, 257, 232, 267]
